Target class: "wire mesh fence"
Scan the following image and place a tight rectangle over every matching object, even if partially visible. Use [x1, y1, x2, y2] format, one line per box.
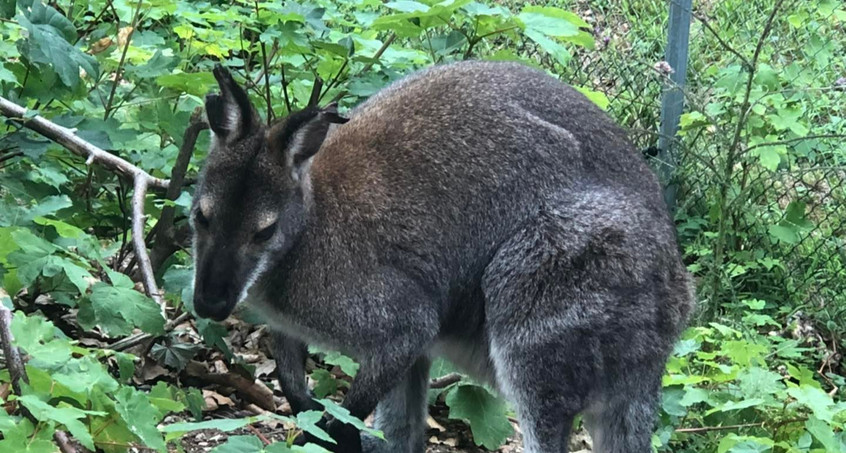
[556, 0, 846, 321]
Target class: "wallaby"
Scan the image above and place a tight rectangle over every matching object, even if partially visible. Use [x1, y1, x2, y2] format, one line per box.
[190, 61, 694, 453]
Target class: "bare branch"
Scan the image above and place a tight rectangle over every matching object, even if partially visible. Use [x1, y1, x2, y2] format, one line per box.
[430, 372, 462, 389]
[110, 312, 191, 352]
[0, 96, 168, 189]
[309, 77, 325, 107]
[53, 431, 79, 453]
[104, 0, 144, 119]
[132, 177, 164, 309]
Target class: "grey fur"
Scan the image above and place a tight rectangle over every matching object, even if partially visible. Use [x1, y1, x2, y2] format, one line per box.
[191, 61, 695, 453]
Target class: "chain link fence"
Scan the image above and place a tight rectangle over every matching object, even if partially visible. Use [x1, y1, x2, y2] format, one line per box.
[553, 0, 846, 323]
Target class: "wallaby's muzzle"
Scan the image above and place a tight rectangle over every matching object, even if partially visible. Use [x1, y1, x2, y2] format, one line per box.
[193, 258, 239, 321]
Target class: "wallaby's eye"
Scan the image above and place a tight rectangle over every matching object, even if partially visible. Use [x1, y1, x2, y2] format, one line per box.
[254, 222, 277, 243]
[195, 210, 210, 229]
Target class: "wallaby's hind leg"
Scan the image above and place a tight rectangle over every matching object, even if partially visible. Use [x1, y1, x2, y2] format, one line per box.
[483, 201, 685, 453]
[490, 334, 595, 452]
[361, 355, 430, 453]
[582, 379, 660, 453]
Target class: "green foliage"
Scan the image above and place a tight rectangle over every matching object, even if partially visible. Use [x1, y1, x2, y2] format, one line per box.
[445, 384, 514, 448]
[656, 321, 846, 452]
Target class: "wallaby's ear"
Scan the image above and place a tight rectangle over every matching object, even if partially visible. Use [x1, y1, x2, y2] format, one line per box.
[205, 64, 258, 142]
[268, 102, 349, 180]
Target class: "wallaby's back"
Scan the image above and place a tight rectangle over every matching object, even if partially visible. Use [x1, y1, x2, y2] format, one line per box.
[308, 60, 675, 293]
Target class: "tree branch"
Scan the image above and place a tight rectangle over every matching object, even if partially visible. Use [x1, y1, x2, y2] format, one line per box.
[0, 97, 168, 188]
[429, 373, 462, 389]
[132, 177, 164, 309]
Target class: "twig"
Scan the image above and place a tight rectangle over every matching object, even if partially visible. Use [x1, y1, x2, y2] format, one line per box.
[247, 424, 272, 446]
[429, 373, 462, 389]
[330, 33, 397, 104]
[53, 431, 78, 453]
[254, 1, 273, 123]
[132, 177, 164, 309]
[110, 312, 191, 351]
[708, 0, 786, 313]
[280, 64, 293, 114]
[104, 0, 144, 119]
[0, 151, 23, 165]
[185, 361, 277, 411]
[676, 417, 806, 434]
[740, 134, 846, 156]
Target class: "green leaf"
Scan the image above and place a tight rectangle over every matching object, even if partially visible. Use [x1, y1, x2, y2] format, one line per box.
[384, 1, 429, 13]
[311, 369, 339, 398]
[322, 351, 359, 377]
[0, 418, 58, 453]
[161, 416, 264, 433]
[737, 367, 784, 400]
[16, 1, 98, 88]
[788, 386, 837, 423]
[662, 386, 688, 417]
[575, 86, 610, 110]
[295, 411, 335, 444]
[80, 283, 165, 337]
[114, 386, 167, 452]
[210, 435, 264, 453]
[149, 381, 187, 414]
[53, 355, 120, 395]
[32, 217, 84, 238]
[150, 342, 200, 371]
[17, 394, 100, 450]
[445, 384, 512, 449]
[804, 416, 841, 452]
[156, 71, 218, 96]
[315, 400, 383, 439]
[755, 146, 781, 171]
[768, 224, 799, 244]
[10, 311, 73, 368]
[518, 6, 581, 38]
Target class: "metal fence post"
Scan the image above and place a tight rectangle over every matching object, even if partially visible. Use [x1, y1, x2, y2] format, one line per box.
[658, 0, 693, 212]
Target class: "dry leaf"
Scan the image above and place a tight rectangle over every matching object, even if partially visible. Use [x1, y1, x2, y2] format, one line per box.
[89, 37, 113, 54]
[117, 26, 134, 48]
[426, 415, 446, 432]
[203, 389, 234, 411]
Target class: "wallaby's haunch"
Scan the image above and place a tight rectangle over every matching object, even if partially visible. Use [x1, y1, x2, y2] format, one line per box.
[191, 61, 694, 453]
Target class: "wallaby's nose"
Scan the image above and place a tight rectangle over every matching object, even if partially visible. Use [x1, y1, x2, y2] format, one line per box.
[194, 277, 235, 321]
[194, 295, 232, 321]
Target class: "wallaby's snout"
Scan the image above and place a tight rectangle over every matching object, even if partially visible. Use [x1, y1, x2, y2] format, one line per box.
[193, 256, 238, 321]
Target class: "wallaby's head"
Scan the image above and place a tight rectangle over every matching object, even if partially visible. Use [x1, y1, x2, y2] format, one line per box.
[190, 65, 348, 321]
